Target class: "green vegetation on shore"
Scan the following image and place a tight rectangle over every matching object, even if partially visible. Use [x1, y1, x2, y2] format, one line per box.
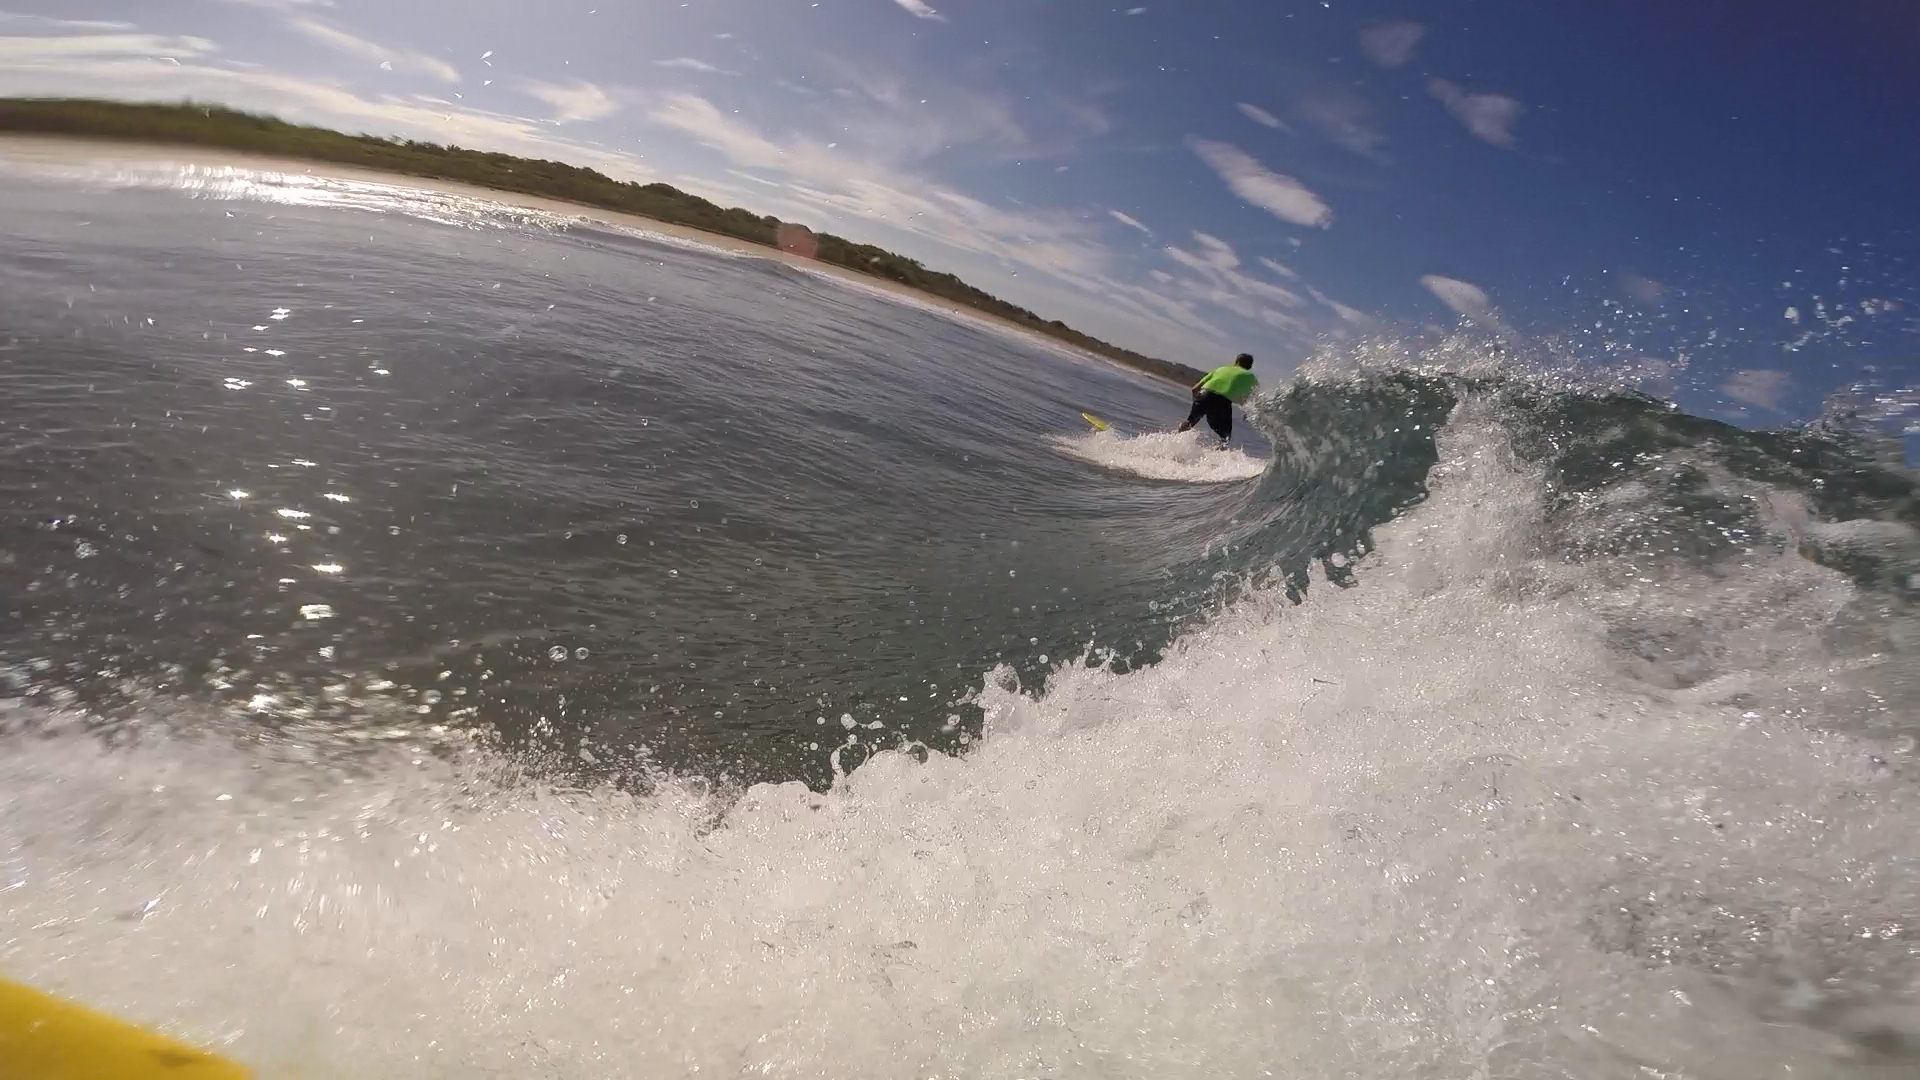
[0, 98, 1206, 385]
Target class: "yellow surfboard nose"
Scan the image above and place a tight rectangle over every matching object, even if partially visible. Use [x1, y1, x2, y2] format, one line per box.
[0, 976, 252, 1080]
[1080, 411, 1111, 432]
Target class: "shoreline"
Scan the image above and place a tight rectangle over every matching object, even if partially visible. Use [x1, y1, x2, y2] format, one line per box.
[0, 134, 1183, 386]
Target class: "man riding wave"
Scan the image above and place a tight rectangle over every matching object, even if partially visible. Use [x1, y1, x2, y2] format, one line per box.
[1176, 353, 1257, 443]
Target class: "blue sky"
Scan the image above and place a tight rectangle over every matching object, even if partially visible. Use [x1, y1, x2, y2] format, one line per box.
[1, 0, 1916, 428]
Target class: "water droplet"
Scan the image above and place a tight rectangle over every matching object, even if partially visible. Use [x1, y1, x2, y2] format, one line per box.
[840, 714, 856, 729]
[548, 646, 568, 662]
[668, 569, 679, 577]
[74, 541, 97, 559]
[1038, 654, 1049, 664]
[574, 647, 589, 660]
[616, 534, 629, 544]
[689, 499, 700, 508]
[1008, 570, 1016, 577]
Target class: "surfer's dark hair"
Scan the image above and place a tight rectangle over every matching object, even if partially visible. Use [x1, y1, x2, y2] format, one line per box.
[1235, 353, 1254, 368]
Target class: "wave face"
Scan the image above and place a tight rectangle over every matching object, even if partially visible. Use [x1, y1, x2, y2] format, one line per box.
[2, 157, 1919, 1077]
[5, 381, 1917, 1078]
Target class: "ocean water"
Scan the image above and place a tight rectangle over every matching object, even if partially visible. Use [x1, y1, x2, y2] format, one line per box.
[3, 156, 1920, 1078]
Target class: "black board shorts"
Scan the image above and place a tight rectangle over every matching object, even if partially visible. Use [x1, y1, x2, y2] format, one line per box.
[1185, 390, 1233, 439]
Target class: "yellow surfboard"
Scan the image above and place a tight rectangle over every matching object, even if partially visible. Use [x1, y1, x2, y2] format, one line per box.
[0, 975, 252, 1080]
[1080, 411, 1112, 432]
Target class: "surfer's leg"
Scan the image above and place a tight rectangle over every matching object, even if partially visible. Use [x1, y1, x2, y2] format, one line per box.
[1204, 396, 1232, 441]
[1177, 394, 1207, 433]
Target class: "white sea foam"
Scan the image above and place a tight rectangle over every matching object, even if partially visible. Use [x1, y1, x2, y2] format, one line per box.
[1050, 428, 1269, 483]
[2, 402, 1916, 1078]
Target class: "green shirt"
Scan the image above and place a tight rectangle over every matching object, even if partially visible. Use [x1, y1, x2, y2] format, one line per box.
[1198, 365, 1258, 404]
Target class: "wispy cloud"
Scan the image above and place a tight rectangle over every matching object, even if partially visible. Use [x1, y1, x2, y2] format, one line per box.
[1158, 232, 1318, 337]
[0, 32, 215, 62]
[647, 92, 1102, 277]
[1257, 256, 1299, 281]
[1188, 138, 1331, 229]
[1309, 287, 1371, 326]
[523, 79, 620, 122]
[655, 57, 725, 74]
[1723, 369, 1793, 411]
[1421, 273, 1511, 335]
[1108, 209, 1152, 236]
[1618, 271, 1668, 305]
[890, 0, 944, 21]
[0, 12, 137, 31]
[1295, 89, 1386, 160]
[1235, 102, 1291, 132]
[0, 42, 653, 181]
[289, 18, 458, 83]
[1428, 78, 1523, 149]
[1359, 20, 1424, 68]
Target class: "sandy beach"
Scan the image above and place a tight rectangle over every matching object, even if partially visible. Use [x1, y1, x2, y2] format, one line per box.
[0, 134, 1147, 374]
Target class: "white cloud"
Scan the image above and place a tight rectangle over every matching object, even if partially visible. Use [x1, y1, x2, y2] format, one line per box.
[1295, 89, 1386, 160]
[1723, 369, 1793, 411]
[522, 79, 620, 122]
[1188, 138, 1331, 229]
[289, 18, 459, 83]
[800, 54, 1063, 169]
[1359, 20, 1424, 68]
[1235, 102, 1290, 132]
[1618, 271, 1667, 305]
[890, 0, 944, 21]
[1420, 273, 1511, 335]
[0, 44, 653, 181]
[647, 92, 1104, 278]
[1257, 256, 1299, 281]
[1159, 232, 1317, 337]
[1309, 287, 1370, 326]
[655, 57, 724, 74]
[1107, 209, 1152, 235]
[1428, 78, 1523, 149]
[0, 13, 137, 31]
[0, 32, 216, 62]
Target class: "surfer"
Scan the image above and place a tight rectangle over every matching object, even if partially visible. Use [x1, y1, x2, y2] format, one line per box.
[1177, 353, 1258, 443]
